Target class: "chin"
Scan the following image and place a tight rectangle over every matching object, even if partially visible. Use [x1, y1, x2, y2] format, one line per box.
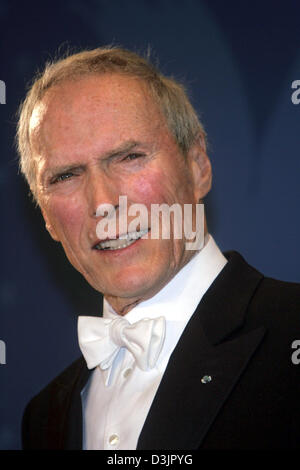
[103, 268, 160, 301]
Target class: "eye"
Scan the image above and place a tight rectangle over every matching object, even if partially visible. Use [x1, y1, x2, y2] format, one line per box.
[51, 172, 74, 184]
[122, 153, 145, 162]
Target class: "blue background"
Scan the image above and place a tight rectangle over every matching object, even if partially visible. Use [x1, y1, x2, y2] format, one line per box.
[1, 0, 300, 449]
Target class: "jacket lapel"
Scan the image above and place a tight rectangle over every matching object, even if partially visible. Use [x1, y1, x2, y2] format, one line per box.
[63, 360, 91, 449]
[137, 251, 266, 450]
[45, 357, 91, 449]
[53, 311, 102, 449]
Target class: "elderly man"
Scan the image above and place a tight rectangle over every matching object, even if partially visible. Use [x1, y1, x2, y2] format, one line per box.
[18, 47, 300, 450]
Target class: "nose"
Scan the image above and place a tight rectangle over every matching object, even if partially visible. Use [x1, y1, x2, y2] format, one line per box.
[86, 170, 118, 219]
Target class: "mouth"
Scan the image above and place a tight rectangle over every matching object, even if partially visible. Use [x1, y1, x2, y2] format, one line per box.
[93, 229, 149, 251]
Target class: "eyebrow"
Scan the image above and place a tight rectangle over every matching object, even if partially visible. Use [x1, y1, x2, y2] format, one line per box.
[100, 140, 141, 161]
[42, 140, 143, 183]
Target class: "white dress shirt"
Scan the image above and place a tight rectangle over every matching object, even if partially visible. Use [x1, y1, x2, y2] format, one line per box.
[80, 234, 227, 450]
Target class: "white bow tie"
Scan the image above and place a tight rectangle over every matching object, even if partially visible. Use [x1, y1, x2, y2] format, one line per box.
[78, 315, 166, 374]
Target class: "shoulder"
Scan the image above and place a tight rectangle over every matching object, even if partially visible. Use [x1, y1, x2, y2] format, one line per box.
[225, 250, 300, 317]
[254, 275, 300, 304]
[249, 272, 300, 327]
[219, 250, 300, 357]
[225, 251, 300, 392]
[27, 356, 87, 405]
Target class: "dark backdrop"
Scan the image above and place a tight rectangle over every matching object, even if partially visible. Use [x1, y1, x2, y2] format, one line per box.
[1, 0, 300, 450]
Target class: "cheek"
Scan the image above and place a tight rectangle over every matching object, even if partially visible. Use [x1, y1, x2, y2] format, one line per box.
[47, 196, 86, 237]
[127, 170, 175, 206]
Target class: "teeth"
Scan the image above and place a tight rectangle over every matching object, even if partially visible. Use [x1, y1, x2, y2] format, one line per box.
[95, 229, 148, 251]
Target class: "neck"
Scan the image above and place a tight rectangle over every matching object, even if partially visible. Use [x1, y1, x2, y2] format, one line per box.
[105, 296, 142, 316]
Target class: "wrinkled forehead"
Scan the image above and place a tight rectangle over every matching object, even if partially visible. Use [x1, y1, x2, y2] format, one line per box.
[29, 74, 163, 132]
[29, 74, 168, 155]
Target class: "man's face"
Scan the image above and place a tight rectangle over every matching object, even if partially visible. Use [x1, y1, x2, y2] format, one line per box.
[30, 74, 211, 312]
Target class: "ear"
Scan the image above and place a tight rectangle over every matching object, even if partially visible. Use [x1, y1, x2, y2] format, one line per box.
[40, 207, 60, 242]
[187, 133, 212, 202]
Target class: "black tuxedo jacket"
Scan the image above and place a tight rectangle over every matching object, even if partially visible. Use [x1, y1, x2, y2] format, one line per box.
[22, 251, 300, 449]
